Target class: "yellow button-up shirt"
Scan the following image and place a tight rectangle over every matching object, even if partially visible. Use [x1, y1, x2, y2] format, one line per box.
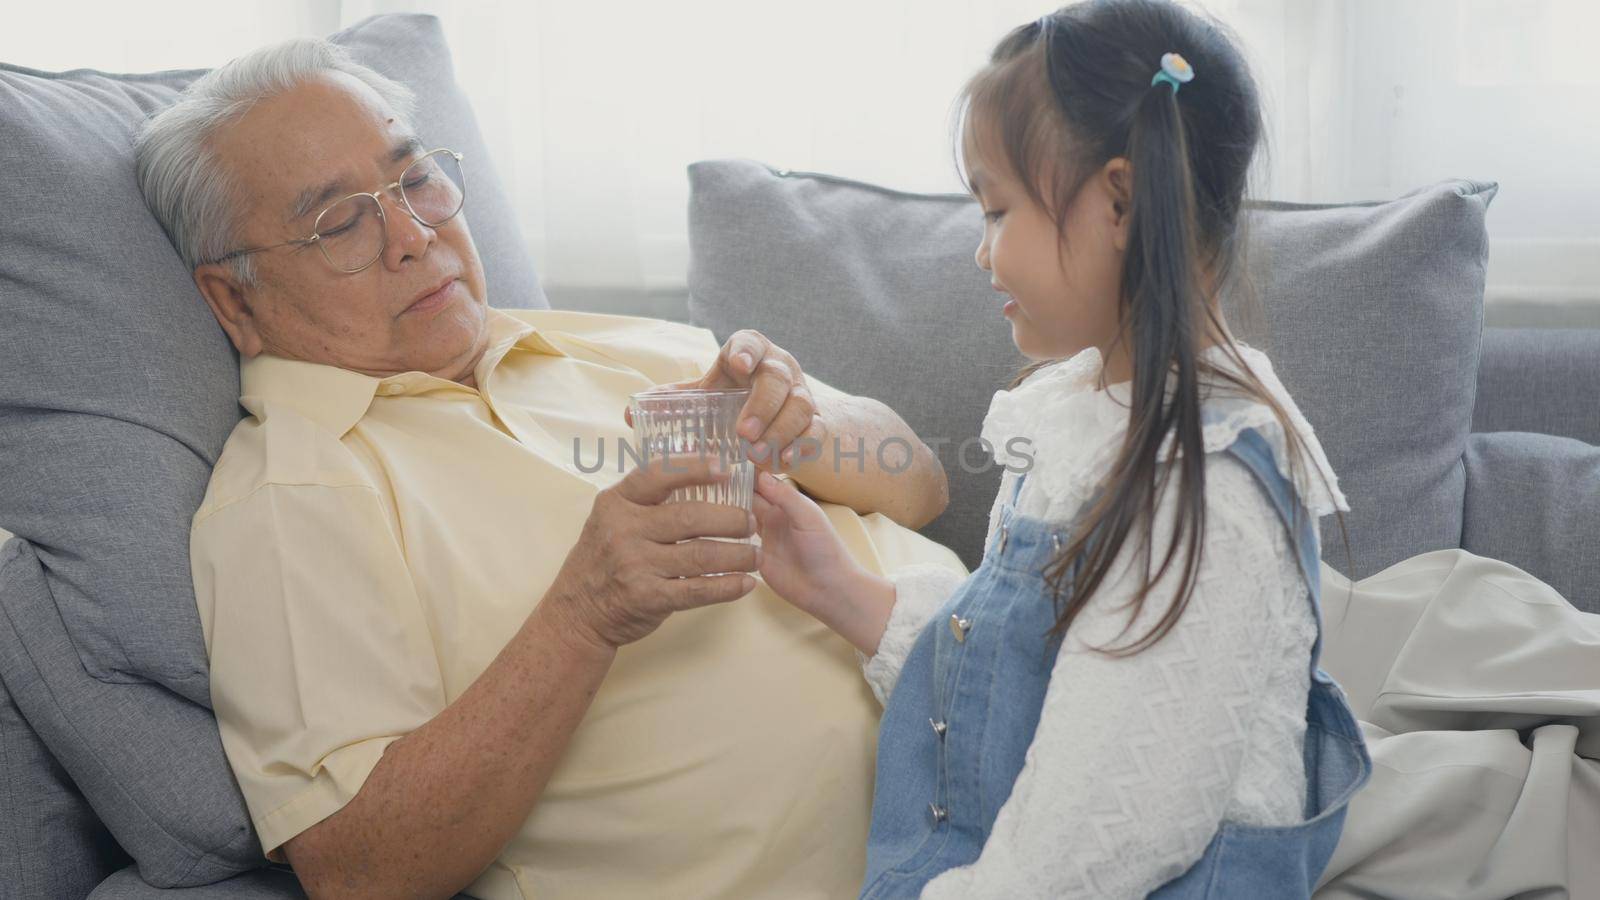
[189, 306, 964, 899]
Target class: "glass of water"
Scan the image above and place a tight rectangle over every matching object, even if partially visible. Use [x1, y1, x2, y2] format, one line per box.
[629, 389, 755, 535]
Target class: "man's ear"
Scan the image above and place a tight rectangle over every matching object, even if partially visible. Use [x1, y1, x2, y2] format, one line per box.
[1103, 157, 1134, 253]
[194, 263, 265, 357]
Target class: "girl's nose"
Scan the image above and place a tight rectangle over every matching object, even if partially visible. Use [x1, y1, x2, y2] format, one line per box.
[974, 241, 991, 272]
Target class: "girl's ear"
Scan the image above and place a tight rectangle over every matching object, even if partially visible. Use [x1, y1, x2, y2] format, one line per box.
[1103, 158, 1134, 253]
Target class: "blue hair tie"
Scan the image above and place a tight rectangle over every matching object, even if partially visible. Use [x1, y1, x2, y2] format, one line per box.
[1151, 52, 1195, 94]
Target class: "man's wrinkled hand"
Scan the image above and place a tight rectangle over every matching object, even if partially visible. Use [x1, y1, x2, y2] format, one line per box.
[547, 454, 760, 652]
[624, 329, 830, 471]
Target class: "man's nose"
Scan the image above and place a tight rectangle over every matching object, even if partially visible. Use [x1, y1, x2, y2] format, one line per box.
[379, 189, 435, 269]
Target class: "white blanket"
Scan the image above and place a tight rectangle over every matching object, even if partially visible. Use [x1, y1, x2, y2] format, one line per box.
[1316, 549, 1600, 898]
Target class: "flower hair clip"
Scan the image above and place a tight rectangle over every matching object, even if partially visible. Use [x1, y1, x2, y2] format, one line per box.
[1151, 52, 1195, 94]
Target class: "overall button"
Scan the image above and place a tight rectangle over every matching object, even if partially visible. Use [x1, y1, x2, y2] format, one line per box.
[997, 523, 1010, 553]
[1050, 532, 1063, 554]
[949, 614, 972, 643]
[928, 803, 949, 825]
[929, 718, 948, 739]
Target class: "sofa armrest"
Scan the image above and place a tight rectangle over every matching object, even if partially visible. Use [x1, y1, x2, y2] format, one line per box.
[0, 632, 127, 899]
[0, 538, 266, 888]
[1473, 327, 1600, 445]
[1461, 432, 1600, 613]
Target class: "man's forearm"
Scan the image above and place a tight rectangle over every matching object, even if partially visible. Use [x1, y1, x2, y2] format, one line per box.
[786, 392, 948, 529]
[285, 595, 614, 899]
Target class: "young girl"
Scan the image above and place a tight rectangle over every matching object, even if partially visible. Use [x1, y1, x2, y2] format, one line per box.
[752, 1, 1372, 896]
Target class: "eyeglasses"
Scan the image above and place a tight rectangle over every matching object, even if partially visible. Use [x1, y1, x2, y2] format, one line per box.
[214, 147, 466, 274]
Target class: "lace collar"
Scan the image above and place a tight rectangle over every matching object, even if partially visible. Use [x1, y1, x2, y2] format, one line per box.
[980, 342, 1349, 518]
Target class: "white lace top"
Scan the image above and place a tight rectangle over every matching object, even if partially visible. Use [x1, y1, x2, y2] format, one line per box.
[863, 341, 1349, 899]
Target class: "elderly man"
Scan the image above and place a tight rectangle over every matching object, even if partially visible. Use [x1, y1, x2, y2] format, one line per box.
[138, 38, 961, 900]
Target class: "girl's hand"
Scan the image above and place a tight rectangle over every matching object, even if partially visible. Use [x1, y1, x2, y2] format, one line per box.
[753, 471, 898, 655]
[753, 471, 860, 615]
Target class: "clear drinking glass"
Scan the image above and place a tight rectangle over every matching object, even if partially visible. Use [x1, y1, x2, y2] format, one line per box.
[628, 389, 755, 538]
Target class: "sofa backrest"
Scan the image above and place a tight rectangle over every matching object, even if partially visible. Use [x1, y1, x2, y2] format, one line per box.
[686, 160, 1496, 577]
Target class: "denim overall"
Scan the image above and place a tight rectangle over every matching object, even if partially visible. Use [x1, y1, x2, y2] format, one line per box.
[860, 426, 1372, 898]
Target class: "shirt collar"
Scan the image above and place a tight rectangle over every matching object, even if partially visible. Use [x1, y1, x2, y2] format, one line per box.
[980, 339, 1348, 516]
[238, 305, 567, 438]
[999, 340, 1250, 405]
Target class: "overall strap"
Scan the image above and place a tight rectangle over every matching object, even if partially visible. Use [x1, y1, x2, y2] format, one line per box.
[1220, 427, 1328, 674]
[989, 469, 1030, 556]
[1007, 469, 1028, 506]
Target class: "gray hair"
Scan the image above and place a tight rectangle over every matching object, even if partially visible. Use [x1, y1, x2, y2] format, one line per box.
[134, 38, 416, 286]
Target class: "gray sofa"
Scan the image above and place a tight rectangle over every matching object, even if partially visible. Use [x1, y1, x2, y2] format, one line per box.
[688, 161, 1599, 601]
[4, 14, 1598, 900]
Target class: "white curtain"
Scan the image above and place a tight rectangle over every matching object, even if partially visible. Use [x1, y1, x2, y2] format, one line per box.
[7, 1, 1596, 311]
[0, 1, 338, 71]
[339, 0, 1058, 293]
[1211, 0, 1600, 311]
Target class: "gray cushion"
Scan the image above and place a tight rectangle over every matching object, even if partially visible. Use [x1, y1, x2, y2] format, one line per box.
[1226, 183, 1495, 578]
[1462, 432, 1600, 613]
[688, 162, 1023, 567]
[686, 160, 1495, 577]
[0, 13, 544, 889]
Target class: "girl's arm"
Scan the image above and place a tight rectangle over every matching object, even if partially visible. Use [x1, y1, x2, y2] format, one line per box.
[753, 472, 966, 703]
[922, 459, 1316, 899]
[859, 564, 968, 706]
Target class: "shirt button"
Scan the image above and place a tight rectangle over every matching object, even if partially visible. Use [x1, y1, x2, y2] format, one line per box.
[379, 383, 405, 396]
[928, 803, 949, 826]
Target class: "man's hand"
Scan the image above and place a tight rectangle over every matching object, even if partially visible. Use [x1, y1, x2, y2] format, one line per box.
[625, 329, 827, 470]
[624, 328, 949, 529]
[546, 454, 761, 651]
